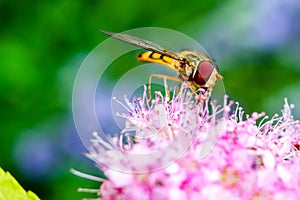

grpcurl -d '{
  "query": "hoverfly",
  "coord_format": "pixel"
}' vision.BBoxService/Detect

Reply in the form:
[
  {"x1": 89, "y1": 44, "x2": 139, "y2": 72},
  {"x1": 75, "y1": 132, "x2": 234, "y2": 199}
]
[{"x1": 101, "y1": 30, "x2": 223, "y2": 98}]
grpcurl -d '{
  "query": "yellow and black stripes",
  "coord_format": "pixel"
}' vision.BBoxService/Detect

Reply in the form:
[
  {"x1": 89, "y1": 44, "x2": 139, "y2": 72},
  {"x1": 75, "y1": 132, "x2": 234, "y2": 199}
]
[{"x1": 137, "y1": 51, "x2": 179, "y2": 70}]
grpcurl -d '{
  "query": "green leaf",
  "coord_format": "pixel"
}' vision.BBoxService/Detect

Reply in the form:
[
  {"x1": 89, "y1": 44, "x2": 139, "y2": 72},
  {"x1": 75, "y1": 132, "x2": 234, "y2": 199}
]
[{"x1": 0, "y1": 168, "x2": 40, "y2": 200}]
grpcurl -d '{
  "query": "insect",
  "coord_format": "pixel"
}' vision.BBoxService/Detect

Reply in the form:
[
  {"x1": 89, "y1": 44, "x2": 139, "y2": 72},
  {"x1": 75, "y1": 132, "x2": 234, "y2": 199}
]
[{"x1": 101, "y1": 30, "x2": 223, "y2": 98}]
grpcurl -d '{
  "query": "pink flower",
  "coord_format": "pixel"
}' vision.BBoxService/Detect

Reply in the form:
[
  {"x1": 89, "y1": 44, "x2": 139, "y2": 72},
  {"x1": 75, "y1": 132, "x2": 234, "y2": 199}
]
[{"x1": 74, "y1": 84, "x2": 300, "y2": 200}]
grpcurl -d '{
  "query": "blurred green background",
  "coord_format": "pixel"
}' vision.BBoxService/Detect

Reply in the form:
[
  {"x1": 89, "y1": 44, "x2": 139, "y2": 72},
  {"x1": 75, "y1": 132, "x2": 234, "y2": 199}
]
[{"x1": 1, "y1": 0, "x2": 299, "y2": 199}]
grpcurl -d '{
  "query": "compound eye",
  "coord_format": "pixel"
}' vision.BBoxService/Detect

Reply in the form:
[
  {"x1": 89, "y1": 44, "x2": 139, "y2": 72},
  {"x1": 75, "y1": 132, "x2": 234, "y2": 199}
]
[{"x1": 193, "y1": 61, "x2": 214, "y2": 86}]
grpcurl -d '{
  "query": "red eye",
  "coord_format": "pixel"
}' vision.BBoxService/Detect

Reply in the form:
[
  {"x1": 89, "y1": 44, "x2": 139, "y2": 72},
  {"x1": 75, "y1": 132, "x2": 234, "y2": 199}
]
[{"x1": 193, "y1": 61, "x2": 214, "y2": 86}]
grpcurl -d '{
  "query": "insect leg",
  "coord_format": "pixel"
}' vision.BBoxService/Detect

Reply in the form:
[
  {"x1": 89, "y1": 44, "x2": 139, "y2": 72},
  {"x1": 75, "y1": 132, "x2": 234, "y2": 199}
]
[
  {"x1": 187, "y1": 81, "x2": 212, "y2": 101},
  {"x1": 148, "y1": 74, "x2": 182, "y2": 102}
]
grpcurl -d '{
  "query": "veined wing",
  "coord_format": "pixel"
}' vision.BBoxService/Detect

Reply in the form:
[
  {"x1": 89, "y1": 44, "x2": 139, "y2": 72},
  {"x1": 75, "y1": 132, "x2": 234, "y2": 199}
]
[{"x1": 101, "y1": 30, "x2": 184, "y2": 61}]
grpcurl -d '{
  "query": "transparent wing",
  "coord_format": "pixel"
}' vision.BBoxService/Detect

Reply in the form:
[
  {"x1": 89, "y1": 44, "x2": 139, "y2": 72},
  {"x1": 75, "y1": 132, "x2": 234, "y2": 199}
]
[{"x1": 101, "y1": 30, "x2": 184, "y2": 61}]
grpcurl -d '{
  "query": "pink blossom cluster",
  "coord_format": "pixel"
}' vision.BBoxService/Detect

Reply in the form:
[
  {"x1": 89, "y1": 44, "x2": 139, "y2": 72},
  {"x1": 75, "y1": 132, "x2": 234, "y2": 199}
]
[{"x1": 76, "y1": 86, "x2": 300, "y2": 200}]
